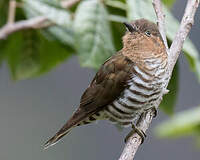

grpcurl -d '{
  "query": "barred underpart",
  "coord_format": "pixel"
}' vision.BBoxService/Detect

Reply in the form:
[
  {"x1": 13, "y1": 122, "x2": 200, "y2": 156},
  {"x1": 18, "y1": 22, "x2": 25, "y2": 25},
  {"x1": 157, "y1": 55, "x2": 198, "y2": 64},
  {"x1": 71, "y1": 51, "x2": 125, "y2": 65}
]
[{"x1": 104, "y1": 58, "x2": 168, "y2": 127}]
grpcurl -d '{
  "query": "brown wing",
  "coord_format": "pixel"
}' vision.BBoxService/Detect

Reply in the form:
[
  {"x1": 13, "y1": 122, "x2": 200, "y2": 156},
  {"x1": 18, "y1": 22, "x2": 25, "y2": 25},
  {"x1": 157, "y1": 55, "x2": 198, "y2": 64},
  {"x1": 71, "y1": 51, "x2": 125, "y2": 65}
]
[
  {"x1": 79, "y1": 53, "x2": 133, "y2": 114},
  {"x1": 44, "y1": 52, "x2": 134, "y2": 149}
]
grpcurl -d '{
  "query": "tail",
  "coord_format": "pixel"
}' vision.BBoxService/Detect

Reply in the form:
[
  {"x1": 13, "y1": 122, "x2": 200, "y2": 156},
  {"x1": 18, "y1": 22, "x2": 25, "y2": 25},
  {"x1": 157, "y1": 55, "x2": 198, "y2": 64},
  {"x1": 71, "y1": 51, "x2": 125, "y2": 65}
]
[
  {"x1": 43, "y1": 123, "x2": 73, "y2": 150},
  {"x1": 43, "y1": 108, "x2": 89, "y2": 150}
]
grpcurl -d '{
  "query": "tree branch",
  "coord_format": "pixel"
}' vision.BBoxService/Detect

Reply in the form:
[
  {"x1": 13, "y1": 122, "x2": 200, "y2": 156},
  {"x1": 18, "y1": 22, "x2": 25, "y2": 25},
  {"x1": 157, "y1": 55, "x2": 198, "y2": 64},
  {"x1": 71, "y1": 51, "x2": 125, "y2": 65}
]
[
  {"x1": 0, "y1": 0, "x2": 81, "y2": 40},
  {"x1": 118, "y1": 0, "x2": 199, "y2": 160},
  {"x1": 7, "y1": 0, "x2": 16, "y2": 24},
  {"x1": 0, "y1": 16, "x2": 48, "y2": 39},
  {"x1": 168, "y1": 0, "x2": 199, "y2": 74},
  {"x1": 152, "y1": 0, "x2": 169, "y2": 50},
  {"x1": 119, "y1": 111, "x2": 155, "y2": 160}
]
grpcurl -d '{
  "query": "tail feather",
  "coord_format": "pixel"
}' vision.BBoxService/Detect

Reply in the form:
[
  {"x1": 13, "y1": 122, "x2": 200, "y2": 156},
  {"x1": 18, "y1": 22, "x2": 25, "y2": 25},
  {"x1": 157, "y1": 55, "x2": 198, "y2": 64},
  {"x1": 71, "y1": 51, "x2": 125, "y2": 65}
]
[
  {"x1": 43, "y1": 108, "x2": 88, "y2": 150},
  {"x1": 43, "y1": 129, "x2": 71, "y2": 150},
  {"x1": 43, "y1": 116, "x2": 77, "y2": 150}
]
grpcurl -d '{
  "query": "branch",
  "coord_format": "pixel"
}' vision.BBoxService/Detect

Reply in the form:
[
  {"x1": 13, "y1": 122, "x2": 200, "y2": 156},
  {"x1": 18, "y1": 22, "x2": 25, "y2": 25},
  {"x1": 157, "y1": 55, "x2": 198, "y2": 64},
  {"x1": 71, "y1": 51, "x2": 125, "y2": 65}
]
[
  {"x1": 7, "y1": 0, "x2": 16, "y2": 24},
  {"x1": 0, "y1": 0, "x2": 80, "y2": 40},
  {"x1": 119, "y1": 110, "x2": 155, "y2": 160},
  {"x1": 118, "y1": 0, "x2": 199, "y2": 160},
  {"x1": 152, "y1": 0, "x2": 169, "y2": 50},
  {"x1": 168, "y1": 0, "x2": 199, "y2": 74},
  {"x1": 0, "y1": 16, "x2": 48, "y2": 39}
]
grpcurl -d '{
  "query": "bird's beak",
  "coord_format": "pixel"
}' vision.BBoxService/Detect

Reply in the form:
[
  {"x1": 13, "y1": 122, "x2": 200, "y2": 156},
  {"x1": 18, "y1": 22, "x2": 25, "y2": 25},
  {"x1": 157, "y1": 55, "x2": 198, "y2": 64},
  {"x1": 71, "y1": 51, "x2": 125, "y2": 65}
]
[{"x1": 123, "y1": 22, "x2": 137, "y2": 33}]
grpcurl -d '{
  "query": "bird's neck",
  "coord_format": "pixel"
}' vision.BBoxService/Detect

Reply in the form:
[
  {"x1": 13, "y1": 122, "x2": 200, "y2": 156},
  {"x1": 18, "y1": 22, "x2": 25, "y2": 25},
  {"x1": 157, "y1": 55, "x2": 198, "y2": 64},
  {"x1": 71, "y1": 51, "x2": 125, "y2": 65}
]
[{"x1": 121, "y1": 35, "x2": 167, "y2": 65}]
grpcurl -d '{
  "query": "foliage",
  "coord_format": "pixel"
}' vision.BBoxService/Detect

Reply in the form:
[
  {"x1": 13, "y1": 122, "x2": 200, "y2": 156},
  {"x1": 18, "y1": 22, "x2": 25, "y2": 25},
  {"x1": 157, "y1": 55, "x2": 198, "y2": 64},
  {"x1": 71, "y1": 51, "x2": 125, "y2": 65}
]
[
  {"x1": 0, "y1": 0, "x2": 9, "y2": 27},
  {"x1": 162, "y1": 0, "x2": 176, "y2": 8},
  {"x1": 0, "y1": 0, "x2": 200, "y2": 144},
  {"x1": 4, "y1": 29, "x2": 72, "y2": 80},
  {"x1": 155, "y1": 107, "x2": 200, "y2": 139},
  {"x1": 74, "y1": 0, "x2": 115, "y2": 69}
]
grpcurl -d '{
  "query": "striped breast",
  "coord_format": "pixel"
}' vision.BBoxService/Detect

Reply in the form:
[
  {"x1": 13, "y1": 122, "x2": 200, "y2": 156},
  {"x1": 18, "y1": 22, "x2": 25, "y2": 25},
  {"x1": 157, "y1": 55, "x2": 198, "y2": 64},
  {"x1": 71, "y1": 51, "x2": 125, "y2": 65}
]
[{"x1": 104, "y1": 57, "x2": 168, "y2": 127}]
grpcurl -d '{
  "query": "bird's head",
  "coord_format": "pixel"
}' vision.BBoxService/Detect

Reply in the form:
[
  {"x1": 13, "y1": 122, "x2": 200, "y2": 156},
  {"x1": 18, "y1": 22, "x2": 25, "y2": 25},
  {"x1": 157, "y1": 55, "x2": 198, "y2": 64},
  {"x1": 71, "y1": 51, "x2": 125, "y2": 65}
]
[{"x1": 122, "y1": 18, "x2": 163, "y2": 50}]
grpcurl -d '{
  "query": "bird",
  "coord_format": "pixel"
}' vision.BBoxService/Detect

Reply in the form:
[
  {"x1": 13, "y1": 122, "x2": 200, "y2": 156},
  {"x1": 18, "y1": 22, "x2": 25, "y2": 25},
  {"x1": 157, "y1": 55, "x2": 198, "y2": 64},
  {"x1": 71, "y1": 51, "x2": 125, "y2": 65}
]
[{"x1": 44, "y1": 18, "x2": 168, "y2": 149}]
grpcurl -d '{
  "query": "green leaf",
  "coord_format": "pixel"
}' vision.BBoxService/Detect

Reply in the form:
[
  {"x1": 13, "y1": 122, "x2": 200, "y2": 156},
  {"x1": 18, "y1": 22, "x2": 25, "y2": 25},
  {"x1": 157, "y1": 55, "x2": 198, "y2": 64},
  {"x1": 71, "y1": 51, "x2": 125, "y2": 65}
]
[
  {"x1": 106, "y1": 0, "x2": 126, "y2": 18},
  {"x1": 108, "y1": 15, "x2": 127, "y2": 51},
  {"x1": 0, "y1": 1, "x2": 25, "y2": 65},
  {"x1": 155, "y1": 106, "x2": 200, "y2": 138},
  {"x1": 127, "y1": 0, "x2": 200, "y2": 82},
  {"x1": 0, "y1": 39, "x2": 7, "y2": 65},
  {"x1": 0, "y1": 0, "x2": 8, "y2": 27},
  {"x1": 110, "y1": 22, "x2": 126, "y2": 51},
  {"x1": 23, "y1": 0, "x2": 72, "y2": 27},
  {"x1": 160, "y1": 63, "x2": 179, "y2": 115},
  {"x1": 105, "y1": 0, "x2": 127, "y2": 10},
  {"x1": 45, "y1": 26, "x2": 75, "y2": 46},
  {"x1": 5, "y1": 30, "x2": 40, "y2": 80},
  {"x1": 108, "y1": 15, "x2": 127, "y2": 23},
  {"x1": 4, "y1": 30, "x2": 72, "y2": 80},
  {"x1": 37, "y1": 0, "x2": 62, "y2": 8},
  {"x1": 23, "y1": 0, "x2": 75, "y2": 47},
  {"x1": 162, "y1": 0, "x2": 176, "y2": 8},
  {"x1": 37, "y1": 31, "x2": 73, "y2": 74},
  {"x1": 74, "y1": 0, "x2": 115, "y2": 69}
]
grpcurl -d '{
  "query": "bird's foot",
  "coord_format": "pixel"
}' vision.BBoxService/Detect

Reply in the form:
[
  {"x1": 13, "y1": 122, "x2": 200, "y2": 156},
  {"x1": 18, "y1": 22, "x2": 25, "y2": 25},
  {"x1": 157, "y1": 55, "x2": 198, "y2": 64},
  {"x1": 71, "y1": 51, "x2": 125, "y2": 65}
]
[{"x1": 124, "y1": 124, "x2": 146, "y2": 144}]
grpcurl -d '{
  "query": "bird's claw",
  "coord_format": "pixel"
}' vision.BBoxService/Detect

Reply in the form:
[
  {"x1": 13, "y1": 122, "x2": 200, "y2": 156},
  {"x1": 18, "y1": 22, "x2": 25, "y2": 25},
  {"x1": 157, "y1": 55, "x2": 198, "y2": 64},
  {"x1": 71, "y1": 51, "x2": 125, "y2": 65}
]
[{"x1": 124, "y1": 124, "x2": 146, "y2": 144}]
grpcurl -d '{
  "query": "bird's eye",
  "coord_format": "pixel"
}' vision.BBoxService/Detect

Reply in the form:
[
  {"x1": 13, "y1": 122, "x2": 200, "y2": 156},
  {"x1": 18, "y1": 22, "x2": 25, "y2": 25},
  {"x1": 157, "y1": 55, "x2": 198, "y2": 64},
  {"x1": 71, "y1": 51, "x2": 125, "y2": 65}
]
[{"x1": 145, "y1": 30, "x2": 151, "y2": 37}]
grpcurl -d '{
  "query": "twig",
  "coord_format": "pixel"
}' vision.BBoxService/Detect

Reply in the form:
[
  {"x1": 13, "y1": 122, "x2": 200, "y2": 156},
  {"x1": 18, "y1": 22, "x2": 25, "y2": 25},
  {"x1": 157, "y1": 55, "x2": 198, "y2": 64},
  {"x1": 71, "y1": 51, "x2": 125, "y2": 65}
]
[
  {"x1": 0, "y1": 0, "x2": 80, "y2": 40},
  {"x1": 7, "y1": 0, "x2": 16, "y2": 24},
  {"x1": 0, "y1": 16, "x2": 48, "y2": 39},
  {"x1": 118, "y1": 0, "x2": 199, "y2": 160},
  {"x1": 152, "y1": 0, "x2": 169, "y2": 50},
  {"x1": 168, "y1": 0, "x2": 199, "y2": 74}
]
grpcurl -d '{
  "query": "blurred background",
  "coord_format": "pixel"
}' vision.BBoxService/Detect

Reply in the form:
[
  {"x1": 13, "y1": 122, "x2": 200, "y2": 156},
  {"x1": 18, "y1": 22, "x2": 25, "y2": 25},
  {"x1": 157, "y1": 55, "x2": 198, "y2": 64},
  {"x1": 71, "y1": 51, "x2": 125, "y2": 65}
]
[{"x1": 0, "y1": 0, "x2": 200, "y2": 160}]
